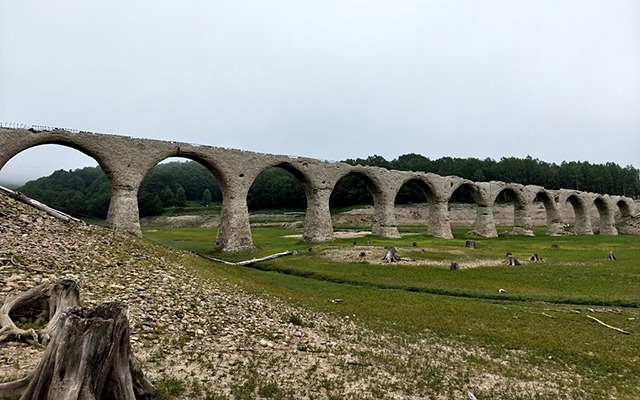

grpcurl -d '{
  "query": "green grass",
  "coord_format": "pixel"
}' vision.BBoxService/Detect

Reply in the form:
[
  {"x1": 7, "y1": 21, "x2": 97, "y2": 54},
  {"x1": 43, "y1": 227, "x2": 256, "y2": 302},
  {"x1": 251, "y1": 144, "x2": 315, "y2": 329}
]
[{"x1": 143, "y1": 225, "x2": 640, "y2": 398}]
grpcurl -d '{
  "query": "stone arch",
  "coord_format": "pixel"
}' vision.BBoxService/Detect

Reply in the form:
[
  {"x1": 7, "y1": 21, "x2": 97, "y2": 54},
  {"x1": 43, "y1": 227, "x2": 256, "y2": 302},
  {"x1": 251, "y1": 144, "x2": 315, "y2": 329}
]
[
  {"x1": 393, "y1": 175, "x2": 452, "y2": 238},
  {"x1": 491, "y1": 185, "x2": 534, "y2": 236},
  {"x1": 0, "y1": 136, "x2": 116, "y2": 189},
  {"x1": 593, "y1": 196, "x2": 618, "y2": 235},
  {"x1": 528, "y1": 189, "x2": 564, "y2": 235},
  {"x1": 137, "y1": 156, "x2": 224, "y2": 211},
  {"x1": 394, "y1": 177, "x2": 434, "y2": 225},
  {"x1": 139, "y1": 149, "x2": 253, "y2": 250},
  {"x1": 329, "y1": 167, "x2": 397, "y2": 237},
  {"x1": 247, "y1": 160, "x2": 310, "y2": 224},
  {"x1": 446, "y1": 180, "x2": 496, "y2": 237},
  {"x1": 0, "y1": 137, "x2": 135, "y2": 232},
  {"x1": 0, "y1": 143, "x2": 113, "y2": 219},
  {"x1": 447, "y1": 181, "x2": 484, "y2": 204},
  {"x1": 394, "y1": 177, "x2": 436, "y2": 204},
  {"x1": 564, "y1": 193, "x2": 593, "y2": 235},
  {"x1": 616, "y1": 198, "x2": 635, "y2": 218}
]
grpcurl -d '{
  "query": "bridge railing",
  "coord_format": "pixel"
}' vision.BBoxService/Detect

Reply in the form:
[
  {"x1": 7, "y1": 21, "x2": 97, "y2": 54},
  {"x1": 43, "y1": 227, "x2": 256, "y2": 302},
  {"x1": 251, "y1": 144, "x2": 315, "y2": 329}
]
[{"x1": 0, "y1": 122, "x2": 80, "y2": 133}]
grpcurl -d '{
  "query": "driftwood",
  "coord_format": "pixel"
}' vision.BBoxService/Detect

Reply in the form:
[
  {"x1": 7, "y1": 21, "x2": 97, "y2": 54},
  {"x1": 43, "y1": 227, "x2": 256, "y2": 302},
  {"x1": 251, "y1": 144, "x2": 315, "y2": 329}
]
[
  {"x1": 0, "y1": 185, "x2": 83, "y2": 224},
  {"x1": 382, "y1": 247, "x2": 401, "y2": 263},
  {"x1": 586, "y1": 315, "x2": 629, "y2": 335},
  {"x1": 0, "y1": 281, "x2": 156, "y2": 399},
  {"x1": 464, "y1": 240, "x2": 476, "y2": 249},
  {"x1": 202, "y1": 250, "x2": 296, "y2": 266},
  {"x1": 0, "y1": 279, "x2": 80, "y2": 344},
  {"x1": 238, "y1": 250, "x2": 297, "y2": 265}
]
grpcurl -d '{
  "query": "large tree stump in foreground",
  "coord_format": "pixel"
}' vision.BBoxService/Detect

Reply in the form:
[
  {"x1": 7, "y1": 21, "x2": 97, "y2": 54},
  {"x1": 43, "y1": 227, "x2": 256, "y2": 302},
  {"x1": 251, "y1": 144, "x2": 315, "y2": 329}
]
[{"x1": 0, "y1": 282, "x2": 156, "y2": 399}]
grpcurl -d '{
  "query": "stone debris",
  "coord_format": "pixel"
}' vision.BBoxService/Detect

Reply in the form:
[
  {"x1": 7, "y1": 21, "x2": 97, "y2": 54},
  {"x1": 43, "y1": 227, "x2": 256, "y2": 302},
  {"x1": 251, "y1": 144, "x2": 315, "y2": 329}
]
[{"x1": 0, "y1": 193, "x2": 575, "y2": 399}]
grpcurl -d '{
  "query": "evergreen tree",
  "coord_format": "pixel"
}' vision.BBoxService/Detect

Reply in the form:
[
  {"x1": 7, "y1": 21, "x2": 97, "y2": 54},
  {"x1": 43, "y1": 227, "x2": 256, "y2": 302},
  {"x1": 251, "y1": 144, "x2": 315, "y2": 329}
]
[
  {"x1": 159, "y1": 185, "x2": 175, "y2": 207},
  {"x1": 202, "y1": 188, "x2": 213, "y2": 206},
  {"x1": 175, "y1": 185, "x2": 187, "y2": 207}
]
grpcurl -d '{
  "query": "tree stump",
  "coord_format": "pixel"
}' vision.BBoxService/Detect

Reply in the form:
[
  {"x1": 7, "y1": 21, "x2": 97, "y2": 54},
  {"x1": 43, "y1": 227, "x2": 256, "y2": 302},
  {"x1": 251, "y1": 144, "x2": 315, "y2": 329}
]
[
  {"x1": 450, "y1": 262, "x2": 460, "y2": 271},
  {"x1": 464, "y1": 240, "x2": 476, "y2": 249},
  {"x1": 382, "y1": 247, "x2": 401, "y2": 263},
  {"x1": 607, "y1": 251, "x2": 617, "y2": 261},
  {"x1": 0, "y1": 281, "x2": 156, "y2": 400},
  {"x1": 528, "y1": 253, "x2": 542, "y2": 262},
  {"x1": 504, "y1": 254, "x2": 521, "y2": 266},
  {"x1": 0, "y1": 279, "x2": 80, "y2": 344},
  {"x1": 0, "y1": 302, "x2": 156, "y2": 400}
]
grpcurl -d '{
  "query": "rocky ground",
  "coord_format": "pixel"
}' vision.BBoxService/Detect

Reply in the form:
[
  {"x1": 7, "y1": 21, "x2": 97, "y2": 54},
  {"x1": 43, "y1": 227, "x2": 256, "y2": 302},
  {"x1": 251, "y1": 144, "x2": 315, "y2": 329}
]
[{"x1": 0, "y1": 192, "x2": 614, "y2": 399}]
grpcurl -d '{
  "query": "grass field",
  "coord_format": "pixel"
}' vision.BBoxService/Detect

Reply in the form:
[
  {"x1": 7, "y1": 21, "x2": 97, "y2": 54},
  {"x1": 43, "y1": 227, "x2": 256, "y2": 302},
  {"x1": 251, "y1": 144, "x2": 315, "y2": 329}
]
[{"x1": 144, "y1": 225, "x2": 640, "y2": 398}]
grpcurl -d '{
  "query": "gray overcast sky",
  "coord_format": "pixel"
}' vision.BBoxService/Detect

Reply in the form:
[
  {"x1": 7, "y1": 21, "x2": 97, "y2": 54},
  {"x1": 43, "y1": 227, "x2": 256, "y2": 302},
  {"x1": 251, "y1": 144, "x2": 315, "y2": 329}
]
[{"x1": 1, "y1": 0, "x2": 639, "y2": 186}]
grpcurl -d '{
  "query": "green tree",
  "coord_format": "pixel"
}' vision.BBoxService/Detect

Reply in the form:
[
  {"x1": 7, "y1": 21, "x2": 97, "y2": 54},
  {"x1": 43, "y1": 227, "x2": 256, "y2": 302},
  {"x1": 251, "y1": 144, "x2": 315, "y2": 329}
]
[
  {"x1": 175, "y1": 185, "x2": 187, "y2": 207},
  {"x1": 159, "y1": 185, "x2": 175, "y2": 207},
  {"x1": 139, "y1": 193, "x2": 163, "y2": 217},
  {"x1": 202, "y1": 188, "x2": 213, "y2": 205}
]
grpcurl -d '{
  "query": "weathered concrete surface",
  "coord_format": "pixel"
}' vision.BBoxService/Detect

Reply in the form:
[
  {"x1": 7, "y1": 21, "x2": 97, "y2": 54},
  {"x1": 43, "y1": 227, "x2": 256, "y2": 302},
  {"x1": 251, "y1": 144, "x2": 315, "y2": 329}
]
[{"x1": 1, "y1": 127, "x2": 637, "y2": 251}]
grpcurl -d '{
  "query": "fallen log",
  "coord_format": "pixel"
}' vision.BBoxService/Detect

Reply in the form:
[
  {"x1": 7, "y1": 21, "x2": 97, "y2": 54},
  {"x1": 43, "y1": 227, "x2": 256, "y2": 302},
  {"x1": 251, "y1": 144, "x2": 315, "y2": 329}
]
[
  {"x1": 586, "y1": 315, "x2": 629, "y2": 335},
  {"x1": 200, "y1": 250, "x2": 297, "y2": 266},
  {"x1": 0, "y1": 185, "x2": 84, "y2": 224},
  {"x1": 237, "y1": 250, "x2": 297, "y2": 266}
]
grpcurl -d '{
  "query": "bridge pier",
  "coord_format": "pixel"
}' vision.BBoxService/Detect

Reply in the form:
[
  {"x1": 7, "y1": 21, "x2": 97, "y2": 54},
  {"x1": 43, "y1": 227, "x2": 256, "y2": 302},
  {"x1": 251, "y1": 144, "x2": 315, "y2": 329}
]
[
  {"x1": 545, "y1": 201, "x2": 565, "y2": 236},
  {"x1": 565, "y1": 194, "x2": 594, "y2": 235},
  {"x1": 105, "y1": 186, "x2": 142, "y2": 236},
  {"x1": 473, "y1": 204, "x2": 498, "y2": 237},
  {"x1": 427, "y1": 200, "x2": 453, "y2": 239},
  {"x1": 216, "y1": 185, "x2": 254, "y2": 252},
  {"x1": 303, "y1": 188, "x2": 333, "y2": 242},
  {"x1": 595, "y1": 198, "x2": 618, "y2": 236},
  {"x1": 372, "y1": 195, "x2": 400, "y2": 238},
  {"x1": 512, "y1": 203, "x2": 534, "y2": 236}
]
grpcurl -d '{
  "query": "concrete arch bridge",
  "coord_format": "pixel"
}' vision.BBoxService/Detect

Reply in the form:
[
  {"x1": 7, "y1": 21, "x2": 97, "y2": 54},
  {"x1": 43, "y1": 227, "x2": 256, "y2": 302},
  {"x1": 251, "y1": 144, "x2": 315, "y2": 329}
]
[{"x1": 1, "y1": 127, "x2": 637, "y2": 252}]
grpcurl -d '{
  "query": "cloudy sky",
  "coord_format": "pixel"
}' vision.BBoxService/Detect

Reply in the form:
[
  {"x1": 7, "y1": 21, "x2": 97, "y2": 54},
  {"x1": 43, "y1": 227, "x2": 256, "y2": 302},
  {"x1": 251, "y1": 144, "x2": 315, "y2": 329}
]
[{"x1": 1, "y1": 0, "x2": 639, "y2": 186}]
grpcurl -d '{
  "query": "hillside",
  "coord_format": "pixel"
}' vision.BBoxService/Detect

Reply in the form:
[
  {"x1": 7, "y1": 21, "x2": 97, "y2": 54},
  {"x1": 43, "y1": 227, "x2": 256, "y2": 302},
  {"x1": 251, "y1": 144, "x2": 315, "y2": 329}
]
[{"x1": 0, "y1": 192, "x2": 628, "y2": 399}]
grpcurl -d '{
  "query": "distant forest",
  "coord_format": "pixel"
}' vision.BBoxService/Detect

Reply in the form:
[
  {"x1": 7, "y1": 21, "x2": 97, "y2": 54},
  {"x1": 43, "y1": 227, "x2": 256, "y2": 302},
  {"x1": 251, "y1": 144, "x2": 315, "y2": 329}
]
[{"x1": 17, "y1": 155, "x2": 640, "y2": 219}]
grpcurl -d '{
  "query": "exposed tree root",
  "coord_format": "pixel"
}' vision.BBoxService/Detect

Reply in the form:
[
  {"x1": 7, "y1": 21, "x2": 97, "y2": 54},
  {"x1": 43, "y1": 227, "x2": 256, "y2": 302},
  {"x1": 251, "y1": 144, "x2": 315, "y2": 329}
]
[{"x1": 0, "y1": 279, "x2": 80, "y2": 344}]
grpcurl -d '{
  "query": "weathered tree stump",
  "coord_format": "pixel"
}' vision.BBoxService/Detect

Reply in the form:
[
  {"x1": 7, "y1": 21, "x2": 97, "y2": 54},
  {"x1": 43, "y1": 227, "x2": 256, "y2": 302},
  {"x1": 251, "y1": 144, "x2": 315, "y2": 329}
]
[
  {"x1": 528, "y1": 253, "x2": 542, "y2": 262},
  {"x1": 504, "y1": 254, "x2": 521, "y2": 266},
  {"x1": 464, "y1": 240, "x2": 476, "y2": 249},
  {"x1": 450, "y1": 262, "x2": 460, "y2": 271},
  {"x1": 0, "y1": 279, "x2": 80, "y2": 344},
  {"x1": 607, "y1": 251, "x2": 617, "y2": 261},
  {"x1": 382, "y1": 247, "x2": 401, "y2": 263},
  {"x1": 0, "y1": 281, "x2": 156, "y2": 400}
]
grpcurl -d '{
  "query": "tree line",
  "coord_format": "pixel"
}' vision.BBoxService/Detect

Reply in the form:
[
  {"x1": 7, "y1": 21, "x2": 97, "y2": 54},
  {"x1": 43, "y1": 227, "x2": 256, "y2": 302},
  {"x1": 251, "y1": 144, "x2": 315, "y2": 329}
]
[{"x1": 17, "y1": 156, "x2": 639, "y2": 219}]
